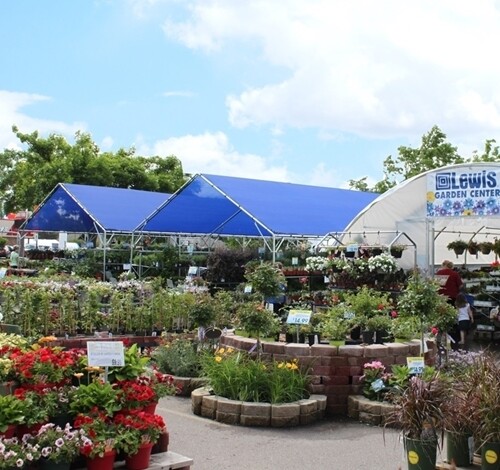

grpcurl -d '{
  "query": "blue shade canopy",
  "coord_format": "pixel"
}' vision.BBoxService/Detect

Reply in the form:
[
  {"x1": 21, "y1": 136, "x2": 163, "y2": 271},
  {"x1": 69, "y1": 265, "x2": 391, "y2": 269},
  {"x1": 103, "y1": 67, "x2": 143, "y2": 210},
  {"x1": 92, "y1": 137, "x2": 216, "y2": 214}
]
[
  {"x1": 140, "y1": 174, "x2": 379, "y2": 237},
  {"x1": 24, "y1": 183, "x2": 171, "y2": 233}
]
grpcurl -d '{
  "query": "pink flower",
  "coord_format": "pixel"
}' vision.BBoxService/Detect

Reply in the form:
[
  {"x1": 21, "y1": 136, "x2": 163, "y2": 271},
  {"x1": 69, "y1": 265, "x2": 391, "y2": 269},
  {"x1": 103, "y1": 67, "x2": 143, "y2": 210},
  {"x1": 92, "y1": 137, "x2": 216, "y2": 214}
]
[
  {"x1": 391, "y1": 310, "x2": 398, "y2": 318},
  {"x1": 431, "y1": 327, "x2": 439, "y2": 336}
]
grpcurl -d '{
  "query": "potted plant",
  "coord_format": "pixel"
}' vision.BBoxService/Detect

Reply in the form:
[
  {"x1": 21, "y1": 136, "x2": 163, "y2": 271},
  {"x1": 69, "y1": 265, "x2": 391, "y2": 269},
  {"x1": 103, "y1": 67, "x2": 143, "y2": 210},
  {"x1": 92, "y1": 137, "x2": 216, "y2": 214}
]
[
  {"x1": 114, "y1": 410, "x2": 166, "y2": 470},
  {"x1": 465, "y1": 353, "x2": 500, "y2": 469},
  {"x1": 386, "y1": 371, "x2": 447, "y2": 470},
  {"x1": 468, "y1": 240, "x2": 480, "y2": 256},
  {"x1": 74, "y1": 410, "x2": 118, "y2": 470},
  {"x1": 390, "y1": 244, "x2": 406, "y2": 258},
  {"x1": 447, "y1": 240, "x2": 469, "y2": 256},
  {"x1": 0, "y1": 435, "x2": 41, "y2": 470},
  {"x1": 479, "y1": 241, "x2": 494, "y2": 255},
  {"x1": 0, "y1": 394, "x2": 25, "y2": 438},
  {"x1": 69, "y1": 380, "x2": 122, "y2": 417},
  {"x1": 34, "y1": 422, "x2": 87, "y2": 470},
  {"x1": 365, "y1": 314, "x2": 393, "y2": 344}
]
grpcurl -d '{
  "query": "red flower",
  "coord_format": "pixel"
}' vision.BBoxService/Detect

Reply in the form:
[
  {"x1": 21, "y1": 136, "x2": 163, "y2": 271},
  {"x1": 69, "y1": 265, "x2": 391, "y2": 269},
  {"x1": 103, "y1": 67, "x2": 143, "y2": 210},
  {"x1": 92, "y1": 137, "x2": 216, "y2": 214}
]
[{"x1": 390, "y1": 310, "x2": 398, "y2": 318}]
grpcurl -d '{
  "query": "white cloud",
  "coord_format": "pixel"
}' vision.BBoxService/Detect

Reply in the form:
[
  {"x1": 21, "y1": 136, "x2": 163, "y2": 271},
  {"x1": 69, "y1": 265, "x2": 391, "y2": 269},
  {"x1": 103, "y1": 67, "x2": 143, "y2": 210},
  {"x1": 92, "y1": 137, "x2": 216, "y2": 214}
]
[
  {"x1": 0, "y1": 90, "x2": 85, "y2": 150},
  {"x1": 159, "y1": 0, "x2": 500, "y2": 144},
  {"x1": 100, "y1": 136, "x2": 114, "y2": 150},
  {"x1": 142, "y1": 131, "x2": 291, "y2": 182},
  {"x1": 162, "y1": 90, "x2": 195, "y2": 98}
]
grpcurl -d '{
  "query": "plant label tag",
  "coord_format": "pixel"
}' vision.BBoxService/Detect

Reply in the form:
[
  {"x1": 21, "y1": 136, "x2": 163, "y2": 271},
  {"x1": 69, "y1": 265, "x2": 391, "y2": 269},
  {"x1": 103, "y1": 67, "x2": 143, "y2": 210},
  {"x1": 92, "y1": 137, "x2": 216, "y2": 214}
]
[
  {"x1": 87, "y1": 341, "x2": 125, "y2": 367},
  {"x1": 244, "y1": 285, "x2": 252, "y2": 293},
  {"x1": 343, "y1": 311, "x2": 355, "y2": 320},
  {"x1": 407, "y1": 356, "x2": 425, "y2": 375},
  {"x1": 371, "y1": 378, "x2": 385, "y2": 392},
  {"x1": 286, "y1": 310, "x2": 312, "y2": 325}
]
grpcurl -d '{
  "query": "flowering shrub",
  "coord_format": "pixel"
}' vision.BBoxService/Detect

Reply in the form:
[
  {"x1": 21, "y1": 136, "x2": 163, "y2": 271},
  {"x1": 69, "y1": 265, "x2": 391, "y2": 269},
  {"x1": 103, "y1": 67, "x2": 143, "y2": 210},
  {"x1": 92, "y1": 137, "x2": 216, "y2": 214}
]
[
  {"x1": 367, "y1": 253, "x2": 397, "y2": 274},
  {"x1": 34, "y1": 422, "x2": 86, "y2": 463}
]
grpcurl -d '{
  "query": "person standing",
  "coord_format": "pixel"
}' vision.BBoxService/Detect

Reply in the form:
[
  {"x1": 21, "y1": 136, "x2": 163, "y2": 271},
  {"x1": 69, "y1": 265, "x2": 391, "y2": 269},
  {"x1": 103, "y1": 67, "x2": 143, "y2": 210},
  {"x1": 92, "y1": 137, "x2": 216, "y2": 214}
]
[
  {"x1": 455, "y1": 292, "x2": 474, "y2": 346},
  {"x1": 436, "y1": 260, "x2": 463, "y2": 304},
  {"x1": 9, "y1": 245, "x2": 19, "y2": 269}
]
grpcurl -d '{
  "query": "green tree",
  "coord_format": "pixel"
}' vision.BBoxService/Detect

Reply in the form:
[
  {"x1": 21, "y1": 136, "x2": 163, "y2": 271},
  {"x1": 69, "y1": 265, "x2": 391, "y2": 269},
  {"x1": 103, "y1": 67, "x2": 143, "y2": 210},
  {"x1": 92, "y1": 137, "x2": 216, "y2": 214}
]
[
  {"x1": 349, "y1": 126, "x2": 464, "y2": 193},
  {"x1": 0, "y1": 126, "x2": 187, "y2": 212}
]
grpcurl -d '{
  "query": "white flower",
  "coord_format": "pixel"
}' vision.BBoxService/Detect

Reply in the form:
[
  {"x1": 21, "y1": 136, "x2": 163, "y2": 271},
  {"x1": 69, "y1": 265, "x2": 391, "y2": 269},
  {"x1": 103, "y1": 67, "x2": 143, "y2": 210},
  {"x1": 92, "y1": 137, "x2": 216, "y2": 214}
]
[
  {"x1": 305, "y1": 256, "x2": 329, "y2": 271},
  {"x1": 367, "y1": 254, "x2": 397, "y2": 274}
]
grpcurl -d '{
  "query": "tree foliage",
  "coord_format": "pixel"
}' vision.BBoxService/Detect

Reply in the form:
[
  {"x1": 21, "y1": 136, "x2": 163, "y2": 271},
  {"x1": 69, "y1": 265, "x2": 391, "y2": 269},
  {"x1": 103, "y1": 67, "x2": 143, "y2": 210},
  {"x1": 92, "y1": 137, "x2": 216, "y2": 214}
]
[
  {"x1": 0, "y1": 126, "x2": 187, "y2": 213},
  {"x1": 349, "y1": 125, "x2": 500, "y2": 193}
]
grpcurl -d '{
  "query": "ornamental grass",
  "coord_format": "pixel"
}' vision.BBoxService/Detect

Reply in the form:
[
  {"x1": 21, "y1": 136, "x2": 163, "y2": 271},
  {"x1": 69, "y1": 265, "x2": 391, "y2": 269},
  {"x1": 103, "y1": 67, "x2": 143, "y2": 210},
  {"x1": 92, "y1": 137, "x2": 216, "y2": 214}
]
[{"x1": 200, "y1": 347, "x2": 310, "y2": 404}]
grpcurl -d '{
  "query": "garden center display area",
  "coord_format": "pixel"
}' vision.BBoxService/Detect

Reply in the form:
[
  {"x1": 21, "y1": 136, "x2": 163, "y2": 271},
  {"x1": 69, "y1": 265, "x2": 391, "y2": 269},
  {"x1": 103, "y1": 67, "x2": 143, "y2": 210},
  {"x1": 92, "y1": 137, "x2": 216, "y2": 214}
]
[{"x1": 1, "y1": 163, "x2": 500, "y2": 470}]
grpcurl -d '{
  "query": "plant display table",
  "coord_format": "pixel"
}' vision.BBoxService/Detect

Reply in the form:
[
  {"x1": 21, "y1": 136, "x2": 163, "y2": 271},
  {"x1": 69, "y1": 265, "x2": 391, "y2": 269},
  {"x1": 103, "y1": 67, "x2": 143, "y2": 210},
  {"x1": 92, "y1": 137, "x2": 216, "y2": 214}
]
[{"x1": 72, "y1": 452, "x2": 193, "y2": 469}]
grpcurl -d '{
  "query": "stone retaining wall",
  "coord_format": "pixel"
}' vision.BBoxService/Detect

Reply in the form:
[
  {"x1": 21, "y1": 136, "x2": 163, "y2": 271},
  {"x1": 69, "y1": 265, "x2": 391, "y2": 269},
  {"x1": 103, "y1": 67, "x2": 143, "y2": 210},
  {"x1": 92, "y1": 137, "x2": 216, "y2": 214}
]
[
  {"x1": 347, "y1": 395, "x2": 397, "y2": 427},
  {"x1": 191, "y1": 387, "x2": 327, "y2": 427},
  {"x1": 219, "y1": 334, "x2": 436, "y2": 417}
]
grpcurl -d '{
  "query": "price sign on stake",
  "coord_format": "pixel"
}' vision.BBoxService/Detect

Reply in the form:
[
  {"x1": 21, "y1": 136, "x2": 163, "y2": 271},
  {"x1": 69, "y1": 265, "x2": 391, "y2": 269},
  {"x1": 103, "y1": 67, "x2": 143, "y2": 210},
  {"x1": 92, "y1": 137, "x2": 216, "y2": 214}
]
[
  {"x1": 286, "y1": 310, "x2": 312, "y2": 325},
  {"x1": 407, "y1": 356, "x2": 425, "y2": 375},
  {"x1": 87, "y1": 341, "x2": 125, "y2": 367}
]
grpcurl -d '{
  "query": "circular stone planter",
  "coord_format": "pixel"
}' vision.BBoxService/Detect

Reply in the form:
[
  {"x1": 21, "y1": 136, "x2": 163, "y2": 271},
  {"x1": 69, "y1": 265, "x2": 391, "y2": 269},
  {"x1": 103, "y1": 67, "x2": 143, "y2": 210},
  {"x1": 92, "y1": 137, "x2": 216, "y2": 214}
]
[
  {"x1": 347, "y1": 395, "x2": 397, "y2": 427},
  {"x1": 191, "y1": 387, "x2": 327, "y2": 427}
]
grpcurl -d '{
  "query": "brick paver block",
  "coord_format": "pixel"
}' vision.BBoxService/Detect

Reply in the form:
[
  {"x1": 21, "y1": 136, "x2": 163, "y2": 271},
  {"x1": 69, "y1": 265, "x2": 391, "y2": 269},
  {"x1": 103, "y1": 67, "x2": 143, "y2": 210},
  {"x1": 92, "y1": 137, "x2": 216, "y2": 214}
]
[
  {"x1": 216, "y1": 410, "x2": 240, "y2": 425},
  {"x1": 241, "y1": 402, "x2": 271, "y2": 418},
  {"x1": 271, "y1": 415, "x2": 300, "y2": 427},
  {"x1": 271, "y1": 402, "x2": 300, "y2": 418},
  {"x1": 216, "y1": 398, "x2": 242, "y2": 414},
  {"x1": 338, "y1": 345, "x2": 364, "y2": 357},
  {"x1": 298, "y1": 399, "x2": 317, "y2": 415},
  {"x1": 387, "y1": 342, "x2": 410, "y2": 355},
  {"x1": 358, "y1": 399, "x2": 382, "y2": 415},
  {"x1": 262, "y1": 342, "x2": 286, "y2": 355},
  {"x1": 310, "y1": 344, "x2": 338, "y2": 356},
  {"x1": 309, "y1": 384, "x2": 325, "y2": 394},
  {"x1": 191, "y1": 387, "x2": 211, "y2": 415},
  {"x1": 201, "y1": 395, "x2": 218, "y2": 410},
  {"x1": 309, "y1": 394, "x2": 327, "y2": 411},
  {"x1": 359, "y1": 411, "x2": 381, "y2": 426},
  {"x1": 240, "y1": 414, "x2": 271, "y2": 426},
  {"x1": 284, "y1": 344, "x2": 312, "y2": 356},
  {"x1": 363, "y1": 344, "x2": 389, "y2": 357}
]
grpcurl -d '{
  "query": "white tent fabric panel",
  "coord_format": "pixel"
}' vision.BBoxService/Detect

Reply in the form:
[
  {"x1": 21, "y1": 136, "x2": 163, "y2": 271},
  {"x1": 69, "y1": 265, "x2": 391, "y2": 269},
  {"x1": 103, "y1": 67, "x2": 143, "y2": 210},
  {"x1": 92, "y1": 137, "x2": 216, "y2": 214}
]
[{"x1": 344, "y1": 162, "x2": 500, "y2": 271}]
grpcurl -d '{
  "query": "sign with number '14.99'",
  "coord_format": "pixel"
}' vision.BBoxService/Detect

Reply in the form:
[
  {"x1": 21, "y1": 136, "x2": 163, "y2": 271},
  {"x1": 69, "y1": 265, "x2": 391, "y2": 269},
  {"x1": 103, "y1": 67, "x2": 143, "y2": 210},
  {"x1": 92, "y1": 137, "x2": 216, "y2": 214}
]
[
  {"x1": 286, "y1": 310, "x2": 312, "y2": 325},
  {"x1": 87, "y1": 341, "x2": 125, "y2": 367}
]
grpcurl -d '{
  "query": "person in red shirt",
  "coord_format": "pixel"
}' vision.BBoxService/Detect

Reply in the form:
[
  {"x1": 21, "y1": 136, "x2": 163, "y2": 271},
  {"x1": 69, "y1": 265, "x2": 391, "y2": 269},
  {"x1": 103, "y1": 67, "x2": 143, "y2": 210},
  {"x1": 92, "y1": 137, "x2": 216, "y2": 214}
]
[{"x1": 436, "y1": 260, "x2": 463, "y2": 304}]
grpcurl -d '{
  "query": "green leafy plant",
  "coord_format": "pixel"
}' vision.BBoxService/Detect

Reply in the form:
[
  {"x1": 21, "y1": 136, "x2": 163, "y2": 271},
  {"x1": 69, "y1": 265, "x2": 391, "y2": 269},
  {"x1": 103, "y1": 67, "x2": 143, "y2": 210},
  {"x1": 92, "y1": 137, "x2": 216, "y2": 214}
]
[
  {"x1": 244, "y1": 262, "x2": 286, "y2": 300},
  {"x1": 107, "y1": 344, "x2": 150, "y2": 382},
  {"x1": 0, "y1": 394, "x2": 25, "y2": 432},
  {"x1": 235, "y1": 301, "x2": 280, "y2": 342},
  {"x1": 200, "y1": 347, "x2": 310, "y2": 404},
  {"x1": 69, "y1": 380, "x2": 121, "y2": 417},
  {"x1": 152, "y1": 339, "x2": 202, "y2": 377}
]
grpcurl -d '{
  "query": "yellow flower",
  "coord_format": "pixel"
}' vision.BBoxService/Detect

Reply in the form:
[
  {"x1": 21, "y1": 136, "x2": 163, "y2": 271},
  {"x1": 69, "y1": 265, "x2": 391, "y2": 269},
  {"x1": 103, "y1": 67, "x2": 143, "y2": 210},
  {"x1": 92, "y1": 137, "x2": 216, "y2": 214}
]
[
  {"x1": 277, "y1": 362, "x2": 284, "y2": 369},
  {"x1": 286, "y1": 363, "x2": 292, "y2": 369},
  {"x1": 426, "y1": 191, "x2": 435, "y2": 202},
  {"x1": 289, "y1": 363, "x2": 298, "y2": 370},
  {"x1": 226, "y1": 347, "x2": 234, "y2": 353},
  {"x1": 215, "y1": 356, "x2": 222, "y2": 363},
  {"x1": 462, "y1": 209, "x2": 473, "y2": 216},
  {"x1": 218, "y1": 348, "x2": 225, "y2": 354},
  {"x1": 73, "y1": 373, "x2": 84, "y2": 379}
]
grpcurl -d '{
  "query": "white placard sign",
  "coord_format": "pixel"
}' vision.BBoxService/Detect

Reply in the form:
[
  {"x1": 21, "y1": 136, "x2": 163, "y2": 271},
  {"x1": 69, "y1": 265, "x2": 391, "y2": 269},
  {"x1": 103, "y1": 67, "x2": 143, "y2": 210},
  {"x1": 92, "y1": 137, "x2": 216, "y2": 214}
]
[
  {"x1": 87, "y1": 341, "x2": 125, "y2": 367},
  {"x1": 407, "y1": 356, "x2": 425, "y2": 375},
  {"x1": 286, "y1": 310, "x2": 312, "y2": 325}
]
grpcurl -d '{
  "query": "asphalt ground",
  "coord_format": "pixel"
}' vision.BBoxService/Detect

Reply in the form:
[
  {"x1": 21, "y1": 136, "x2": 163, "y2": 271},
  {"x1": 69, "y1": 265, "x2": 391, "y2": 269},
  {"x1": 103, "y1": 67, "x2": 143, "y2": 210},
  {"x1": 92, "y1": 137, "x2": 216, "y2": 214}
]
[{"x1": 157, "y1": 395, "x2": 409, "y2": 470}]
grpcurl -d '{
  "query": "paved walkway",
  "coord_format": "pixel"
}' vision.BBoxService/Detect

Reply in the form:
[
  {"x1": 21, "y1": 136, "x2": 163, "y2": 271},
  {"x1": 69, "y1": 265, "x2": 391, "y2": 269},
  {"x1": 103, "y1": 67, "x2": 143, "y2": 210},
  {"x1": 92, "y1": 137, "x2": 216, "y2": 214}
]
[{"x1": 158, "y1": 395, "x2": 408, "y2": 470}]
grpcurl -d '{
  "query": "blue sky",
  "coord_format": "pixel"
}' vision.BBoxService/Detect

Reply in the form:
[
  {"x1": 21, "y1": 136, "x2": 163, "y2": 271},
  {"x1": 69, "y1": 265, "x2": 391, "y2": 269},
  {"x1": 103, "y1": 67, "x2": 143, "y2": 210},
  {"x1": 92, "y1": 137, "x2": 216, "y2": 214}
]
[{"x1": 2, "y1": 1, "x2": 500, "y2": 188}]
